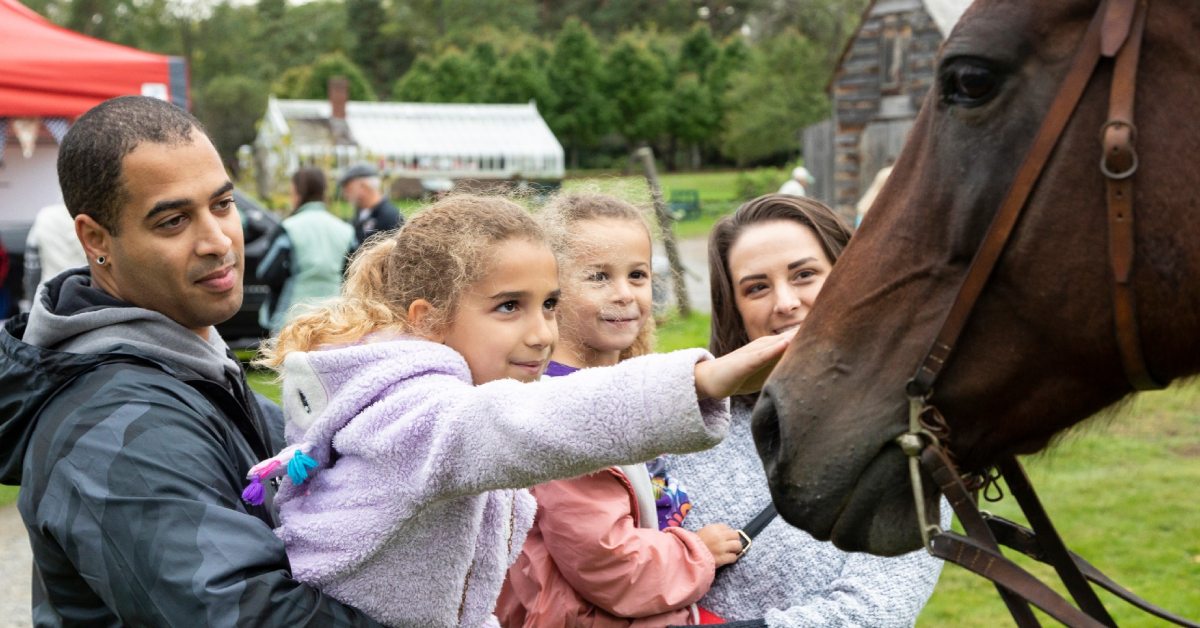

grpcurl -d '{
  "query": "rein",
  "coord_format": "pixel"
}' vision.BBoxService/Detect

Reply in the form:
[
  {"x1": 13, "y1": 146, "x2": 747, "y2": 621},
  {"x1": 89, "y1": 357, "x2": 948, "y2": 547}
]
[{"x1": 895, "y1": 0, "x2": 1197, "y2": 625}]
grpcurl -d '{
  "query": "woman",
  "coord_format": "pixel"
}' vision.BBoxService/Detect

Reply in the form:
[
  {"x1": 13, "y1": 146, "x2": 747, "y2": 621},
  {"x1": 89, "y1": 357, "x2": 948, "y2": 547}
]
[
  {"x1": 257, "y1": 167, "x2": 357, "y2": 335},
  {"x1": 665, "y1": 194, "x2": 947, "y2": 627}
]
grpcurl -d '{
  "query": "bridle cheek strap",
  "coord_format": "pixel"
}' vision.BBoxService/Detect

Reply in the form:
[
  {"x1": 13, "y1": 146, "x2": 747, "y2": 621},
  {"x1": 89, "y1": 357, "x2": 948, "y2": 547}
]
[
  {"x1": 1103, "y1": 0, "x2": 1161, "y2": 390},
  {"x1": 907, "y1": 0, "x2": 1161, "y2": 401}
]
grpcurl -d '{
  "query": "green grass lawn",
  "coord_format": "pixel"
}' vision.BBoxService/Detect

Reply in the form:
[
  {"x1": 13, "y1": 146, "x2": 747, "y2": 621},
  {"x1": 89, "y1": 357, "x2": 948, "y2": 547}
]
[{"x1": 918, "y1": 383, "x2": 1200, "y2": 626}]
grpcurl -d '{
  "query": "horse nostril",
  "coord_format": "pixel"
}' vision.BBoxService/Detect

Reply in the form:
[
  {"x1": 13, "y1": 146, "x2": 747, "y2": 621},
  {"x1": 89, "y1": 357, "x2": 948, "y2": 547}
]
[{"x1": 751, "y1": 387, "x2": 782, "y2": 466}]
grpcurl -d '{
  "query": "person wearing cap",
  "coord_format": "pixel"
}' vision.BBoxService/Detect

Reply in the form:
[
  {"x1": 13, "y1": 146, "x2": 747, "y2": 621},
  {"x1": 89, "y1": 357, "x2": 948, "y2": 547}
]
[
  {"x1": 339, "y1": 163, "x2": 403, "y2": 247},
  {"x1": 778, "y1": 166, "x2": 814, "y2": 197}
]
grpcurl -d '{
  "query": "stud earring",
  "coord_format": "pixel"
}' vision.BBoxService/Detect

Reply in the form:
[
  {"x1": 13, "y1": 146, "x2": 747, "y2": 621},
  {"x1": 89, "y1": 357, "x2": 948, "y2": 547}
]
[{"x1": 96, "y1": 255, "x2": 106, "y2": 266}]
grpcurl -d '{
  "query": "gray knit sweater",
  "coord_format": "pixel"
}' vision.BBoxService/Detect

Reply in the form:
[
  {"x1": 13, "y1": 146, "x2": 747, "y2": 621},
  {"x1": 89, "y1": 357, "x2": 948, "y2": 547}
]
[{"x1": 664, "y1": 401, "x2": 946, "y2": 627}]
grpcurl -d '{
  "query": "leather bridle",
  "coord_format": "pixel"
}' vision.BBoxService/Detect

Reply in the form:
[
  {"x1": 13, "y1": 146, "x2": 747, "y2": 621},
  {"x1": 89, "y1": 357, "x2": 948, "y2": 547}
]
[{"x1": 895, "y1": 0, "x2": 1197, "y2": 626}]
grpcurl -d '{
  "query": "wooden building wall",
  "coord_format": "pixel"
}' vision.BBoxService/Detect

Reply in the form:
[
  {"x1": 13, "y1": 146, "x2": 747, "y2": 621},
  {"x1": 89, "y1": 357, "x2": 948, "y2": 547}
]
[{"x1": 830, "y1": 0, "x2": 945, "y2": 223}]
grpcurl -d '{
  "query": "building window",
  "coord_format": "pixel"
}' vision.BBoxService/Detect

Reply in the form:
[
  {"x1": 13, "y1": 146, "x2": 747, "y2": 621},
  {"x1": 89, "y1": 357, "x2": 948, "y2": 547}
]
[{"x1": 880, "y1": 25, "x2": 910, "y2": 93}]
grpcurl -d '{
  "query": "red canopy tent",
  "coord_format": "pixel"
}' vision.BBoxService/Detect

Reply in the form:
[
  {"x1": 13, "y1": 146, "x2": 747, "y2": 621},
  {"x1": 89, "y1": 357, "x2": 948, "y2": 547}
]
[{"x1": 0, "y1": 0, "x2": 188, "y2": 118}]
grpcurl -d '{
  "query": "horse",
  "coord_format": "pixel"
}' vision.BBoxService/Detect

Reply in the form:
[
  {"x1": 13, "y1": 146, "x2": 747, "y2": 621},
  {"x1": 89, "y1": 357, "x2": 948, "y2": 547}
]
[{"x1": 751, "y1": 0, "x2": 1200, "y2": 566}]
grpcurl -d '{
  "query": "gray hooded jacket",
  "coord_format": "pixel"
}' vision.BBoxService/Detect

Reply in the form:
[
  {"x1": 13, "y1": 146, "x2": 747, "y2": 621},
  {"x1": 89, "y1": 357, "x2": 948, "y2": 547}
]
[{"x1": 0, "y1": 269, "x2": 381, "y2": 627}]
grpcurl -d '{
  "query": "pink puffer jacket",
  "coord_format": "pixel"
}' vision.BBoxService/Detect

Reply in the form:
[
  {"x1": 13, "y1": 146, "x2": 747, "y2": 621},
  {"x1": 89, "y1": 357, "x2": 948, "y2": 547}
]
[{"x1": 496, "y1": 467, "x2": 714, "y2": 627}]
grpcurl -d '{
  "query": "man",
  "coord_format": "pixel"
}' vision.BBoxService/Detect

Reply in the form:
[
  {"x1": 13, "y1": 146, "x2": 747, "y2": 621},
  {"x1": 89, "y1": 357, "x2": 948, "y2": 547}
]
[
  {"x1": 338, "y1": 163, "x2": 403, "y2": 246},
  {"x1": 0, "y1": 96, "x2": 381, "y2": 626},
  {"x1": 22, "y1": 202, "x2": 87, "y2": 311},
  {"x1": 778, "y1": 166, "x2": 814, "y2": 197}
]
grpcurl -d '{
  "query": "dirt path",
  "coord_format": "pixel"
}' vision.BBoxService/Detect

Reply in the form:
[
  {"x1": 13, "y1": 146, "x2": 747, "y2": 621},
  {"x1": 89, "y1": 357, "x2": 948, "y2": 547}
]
[
  {"x1": 654, "y1": 236, "x2": 711, "y2": 315},
  {"x1": 0, "y1": 505, "x2": 32, "y2": 628}
]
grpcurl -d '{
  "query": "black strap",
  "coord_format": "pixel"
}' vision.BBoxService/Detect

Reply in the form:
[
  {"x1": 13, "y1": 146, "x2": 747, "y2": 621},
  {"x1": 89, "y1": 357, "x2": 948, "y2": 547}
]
[
  {"x1": 742, "y1": 503, "x2": 777, "y2": 540},
  {"x1": 716, "y1": 503, "x2": 777, "y2": 577}
]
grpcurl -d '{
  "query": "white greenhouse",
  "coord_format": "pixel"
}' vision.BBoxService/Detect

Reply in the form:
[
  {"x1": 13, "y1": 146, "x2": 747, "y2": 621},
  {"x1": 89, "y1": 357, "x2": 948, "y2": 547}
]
[{"x1": 253, "y1": 93, "x2": 565, "y2": 196}]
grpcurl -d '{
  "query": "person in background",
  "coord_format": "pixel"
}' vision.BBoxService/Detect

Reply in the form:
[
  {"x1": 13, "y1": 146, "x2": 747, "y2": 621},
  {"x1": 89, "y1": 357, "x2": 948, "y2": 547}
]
[
  {"x1": 0, "y1": 95, "x2": 382, "y2": 626},
  {"x1": 0, "y1": 236, "x2": 9, "y2": 318},
  {"x1": 664, "y1": 193, "x2": 948, "y2": 627},
  {"x1": 338, "y1": 163, "x2": 403, "y2": 247},
  {"x1": 777, "y1": 166, "x2": 814, "y2": 198},
  {"x1": 257, "y1": 167, "x2": 357, "y2": 335},
  {"x1": 22, "y1": 202, "x2": 88, "y2": 310},
  {"x1": 855, "y1": 159, "x2": 895, "y2": 228}
]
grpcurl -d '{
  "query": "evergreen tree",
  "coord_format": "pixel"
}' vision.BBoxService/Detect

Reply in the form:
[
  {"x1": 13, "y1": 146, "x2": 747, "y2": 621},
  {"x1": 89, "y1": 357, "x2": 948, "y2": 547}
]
[
  {"x1": 604, "y1": 33, "x2": 669, "y2": 149},
  {"x1": 678, "y1": 23, "x2": 720, "y2": 79},
  {"x1": 668, "y1": 73, "x2": 720, "y2": 169},
  {"x1": 545, "y1": 18, "x2": 612, "y2": 167},
  {"x1": 490, "y1": 48, "x2": 554, "y2": 109},
  {"x1": 721, "y1": 30, "x2": 828, "y2": 165},
  {"x1": 392, "y1": 56, "x2": 440, "y2": 101},
  {"x1": 432, "y1": 47, "x2": 485, "y2": 102},
  {"x1": 346, "y1": 0, "x2": 390, "y2": 90},
  {"x1": 195, "y1": 75, "x2": 269, "y2": 171}
]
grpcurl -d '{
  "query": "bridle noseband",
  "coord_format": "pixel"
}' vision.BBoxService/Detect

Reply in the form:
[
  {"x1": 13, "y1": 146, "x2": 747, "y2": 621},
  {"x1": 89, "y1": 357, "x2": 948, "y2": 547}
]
[{"x1": 893, "y1": 1, "x2": 1196, "y2": 626}]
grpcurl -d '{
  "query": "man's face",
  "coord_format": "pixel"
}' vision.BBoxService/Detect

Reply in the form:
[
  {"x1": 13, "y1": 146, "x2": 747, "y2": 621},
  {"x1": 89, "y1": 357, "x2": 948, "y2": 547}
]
[
  {"x1": 342, "y1": 178, "x2": 367, "y2": 209},
  {"x1": 93, "y1": 131, "x2": 244, "y2": 336}
]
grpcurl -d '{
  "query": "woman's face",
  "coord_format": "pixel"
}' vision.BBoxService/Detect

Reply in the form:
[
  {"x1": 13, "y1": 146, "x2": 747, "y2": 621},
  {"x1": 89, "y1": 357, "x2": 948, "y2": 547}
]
[{"x1": 727, "y1": 219, "x2": 834, "y2": 341}]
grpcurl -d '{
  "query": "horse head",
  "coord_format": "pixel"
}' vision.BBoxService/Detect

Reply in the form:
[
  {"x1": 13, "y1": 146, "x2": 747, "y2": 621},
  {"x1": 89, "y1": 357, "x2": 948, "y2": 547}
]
[{"x1": 754, "y1": 0, "x2": 1200, "y2": 556}]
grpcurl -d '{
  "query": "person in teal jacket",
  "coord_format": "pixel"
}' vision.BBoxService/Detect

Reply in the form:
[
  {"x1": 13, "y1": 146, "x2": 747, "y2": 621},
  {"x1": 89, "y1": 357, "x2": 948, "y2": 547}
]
[{"x1": 257, "y1": 167, "x2": 357, "y2": 334}]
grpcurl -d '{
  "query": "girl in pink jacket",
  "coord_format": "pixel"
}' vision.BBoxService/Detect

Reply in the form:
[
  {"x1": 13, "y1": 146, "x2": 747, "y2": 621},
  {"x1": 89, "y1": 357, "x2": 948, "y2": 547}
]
[{"x1": 497, "y1": 193, "x2": 745, "y2": 627}]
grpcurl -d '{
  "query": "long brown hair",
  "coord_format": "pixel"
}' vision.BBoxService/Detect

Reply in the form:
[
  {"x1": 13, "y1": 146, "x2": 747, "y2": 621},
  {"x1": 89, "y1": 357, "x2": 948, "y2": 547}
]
[
  {"x1": 291, "y1": 167, "x2": 327, "y2": 208},
  {"x1": 258, "y1": 194, "x2": 544, "y2": 369},
  {"x1": 540, "y1": 191, "x2": 656, "y2": 360},
  {"x1": 708, "y1": 193, "x2": 852, "y2": 358}
]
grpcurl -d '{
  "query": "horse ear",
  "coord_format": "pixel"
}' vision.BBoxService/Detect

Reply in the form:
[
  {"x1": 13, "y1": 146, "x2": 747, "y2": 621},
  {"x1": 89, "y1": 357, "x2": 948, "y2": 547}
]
[{"x1": 281, "y1": 353, "x2": 329, "y2": 431}]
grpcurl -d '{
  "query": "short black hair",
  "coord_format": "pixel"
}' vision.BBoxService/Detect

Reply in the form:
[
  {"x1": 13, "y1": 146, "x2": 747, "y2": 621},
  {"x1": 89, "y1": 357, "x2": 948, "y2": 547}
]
[{"x1": 57, "y1": 96, "x2": 208, "y2": 235}]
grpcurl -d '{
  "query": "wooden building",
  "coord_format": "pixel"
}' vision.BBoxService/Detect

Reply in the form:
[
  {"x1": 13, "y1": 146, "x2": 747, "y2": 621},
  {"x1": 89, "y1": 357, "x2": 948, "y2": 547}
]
[{"x1": 803, "y1": 0, "x2": 972, "y2": 223}]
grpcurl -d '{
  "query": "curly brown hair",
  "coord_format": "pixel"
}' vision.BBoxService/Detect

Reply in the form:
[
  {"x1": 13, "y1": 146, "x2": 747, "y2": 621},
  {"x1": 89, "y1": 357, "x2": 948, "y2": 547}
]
[{"x1": 540, "y1": 191, "x2": 656, "y2": 361}]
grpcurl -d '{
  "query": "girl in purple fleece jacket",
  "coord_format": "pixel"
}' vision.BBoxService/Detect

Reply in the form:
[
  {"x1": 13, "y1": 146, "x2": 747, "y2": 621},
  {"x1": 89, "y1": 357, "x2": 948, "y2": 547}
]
[{"x1": 244, "y1": 195, "x2": 793, "y2": 628}]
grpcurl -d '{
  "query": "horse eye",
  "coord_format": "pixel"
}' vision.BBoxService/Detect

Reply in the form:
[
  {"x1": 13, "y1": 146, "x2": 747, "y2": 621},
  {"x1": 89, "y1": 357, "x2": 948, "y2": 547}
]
[{"x1": 940, "y1": 59, "x2": 1001, "y2": 107}]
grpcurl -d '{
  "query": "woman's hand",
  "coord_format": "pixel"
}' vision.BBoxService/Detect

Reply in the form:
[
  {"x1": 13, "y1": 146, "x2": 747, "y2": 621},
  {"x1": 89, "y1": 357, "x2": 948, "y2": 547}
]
[
  {"x1": 696, "y1": 523, "x2": 744, "y2": 567},
  {"x1": 693, "y1": 328, "x2": 797, "y2": 399}
]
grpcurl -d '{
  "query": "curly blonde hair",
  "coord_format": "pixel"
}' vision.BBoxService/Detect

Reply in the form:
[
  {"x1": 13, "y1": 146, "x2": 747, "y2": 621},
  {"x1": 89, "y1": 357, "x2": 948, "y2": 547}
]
[
  {"x1": 539, "y1": 191, "x2": 656, "y2": 361},
  {"x1": 257, "y1": 194, "x2": 545, "y2": 369}
]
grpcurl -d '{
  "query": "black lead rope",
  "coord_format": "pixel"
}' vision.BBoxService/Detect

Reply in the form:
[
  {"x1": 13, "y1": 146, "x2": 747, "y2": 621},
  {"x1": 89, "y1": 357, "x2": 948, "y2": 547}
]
[{"x1": 716, "y1": 502, "x2": 777, "y2": 576}]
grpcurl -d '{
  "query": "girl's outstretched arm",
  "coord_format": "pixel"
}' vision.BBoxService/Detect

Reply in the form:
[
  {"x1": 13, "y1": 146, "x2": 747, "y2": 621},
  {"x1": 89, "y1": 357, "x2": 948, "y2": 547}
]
[{"x1": 695, "y1": 328, "x2": 796, "y2": 399}]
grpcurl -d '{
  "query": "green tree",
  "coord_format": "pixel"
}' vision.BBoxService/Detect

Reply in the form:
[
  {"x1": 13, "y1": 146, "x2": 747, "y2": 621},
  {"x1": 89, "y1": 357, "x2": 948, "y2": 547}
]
[
  {"x1": 272, "y1": 66, "x2": 312, "y2": 99},
  {"x1": 195, "y1": 75, "x2": 269, "y2": 171},
  {"x1": 489, "y1": 48, "x2": 554, "y2": 109},
  {"x1": 304, "y1": 52, "x2": 377, "y2": 101},
  {"x1": 667, "y1": 73, "x2": 720, "y2": 169},
  {"x1": 432, "y1": 47, "x2": 485, "y2": 102},
  {"x1": 678, "y1": 23, "x2": 720, "y2": 78},
  {"x1": 274, "y1": 53, "x2": 376, "y2": 101},
  {"x1": 392, "y1": 55, "x2": 440, "y2": 101},
  {"x1": 604, "y1": 33, "x2": 669, "y2": 149},
  {"x1": 346, "y1": 0, "x2": 390, "y2": 90},
  {"x1": 721, "y1": 30, "x2": 829, "y2": 165},
  {"x1": 545, "y1": 18, "x2": 612, "y2": 167}
]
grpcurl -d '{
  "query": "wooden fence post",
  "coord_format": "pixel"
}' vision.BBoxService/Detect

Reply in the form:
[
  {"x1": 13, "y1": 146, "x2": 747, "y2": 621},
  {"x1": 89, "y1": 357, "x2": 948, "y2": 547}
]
[{"x1": 635, "y1": 146, "x2": 691, "y2": 318}]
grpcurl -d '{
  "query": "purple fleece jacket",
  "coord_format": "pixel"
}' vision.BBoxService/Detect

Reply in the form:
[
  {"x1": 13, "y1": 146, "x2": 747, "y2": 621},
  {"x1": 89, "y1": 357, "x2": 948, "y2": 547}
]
[{"x1": 266, "y1": 337, "x2": 729, "y2": 627}]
